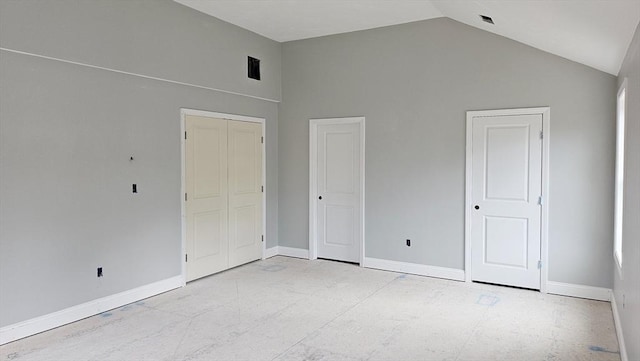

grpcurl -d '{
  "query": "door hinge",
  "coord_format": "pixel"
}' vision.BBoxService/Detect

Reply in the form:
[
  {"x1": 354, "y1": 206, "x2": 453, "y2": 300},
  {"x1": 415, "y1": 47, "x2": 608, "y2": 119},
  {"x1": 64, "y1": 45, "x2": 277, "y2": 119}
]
[
  {"x1": 537, "y1": 260, "x2": 542, "y2": 269},
  {"x1": 261, "y1": 136, "x2": 264, "y2": 144},
  {"x1": 261, "y1": 185, "x2": 264, "y2": 193},
  {"x1": 261, "y1": 235, "x2": 264, "y2": 242},
  {"x1": 185, "y1": 254, "x2": 188, "y2": 262},
  {"x1": 185, "y1": 193, "x2": 188, "y2": 201},
  {"x1": 540, "y1": 131, "x2": 543, "y2": 140},
  {"x1": 185, "y1": 131, "x2": 187, "y2": 140},
  {"x1": 537, "y1": 196, "x2": 542, "y2": 205}
]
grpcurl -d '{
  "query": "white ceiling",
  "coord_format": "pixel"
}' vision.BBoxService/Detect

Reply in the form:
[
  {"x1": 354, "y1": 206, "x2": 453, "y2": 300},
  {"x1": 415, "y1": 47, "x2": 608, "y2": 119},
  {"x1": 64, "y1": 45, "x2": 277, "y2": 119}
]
[{"x1": 175, "y1": 0, "x2": 640, "y2": 75}]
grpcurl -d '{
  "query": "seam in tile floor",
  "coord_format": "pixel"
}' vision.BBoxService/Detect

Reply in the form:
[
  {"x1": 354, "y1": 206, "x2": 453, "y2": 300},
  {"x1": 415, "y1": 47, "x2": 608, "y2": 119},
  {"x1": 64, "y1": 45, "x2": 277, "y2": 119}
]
[{"x1": 0, "y1": 256, "x2": 620, "y2": 361}]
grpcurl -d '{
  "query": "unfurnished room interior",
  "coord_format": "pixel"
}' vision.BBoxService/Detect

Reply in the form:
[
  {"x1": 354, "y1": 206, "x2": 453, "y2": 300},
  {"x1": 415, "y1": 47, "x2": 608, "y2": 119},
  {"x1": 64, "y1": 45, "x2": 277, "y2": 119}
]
[{"x1": 0, "y1": 1, "x2": 638, "y2": 360}]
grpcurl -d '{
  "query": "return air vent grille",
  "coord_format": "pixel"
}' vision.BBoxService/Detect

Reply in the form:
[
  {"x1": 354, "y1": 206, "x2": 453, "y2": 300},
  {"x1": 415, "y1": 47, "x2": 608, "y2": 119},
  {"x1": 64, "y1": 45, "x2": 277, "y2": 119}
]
[{"x1": 248, "y1": 56, "x2": 261, "y2": 80}]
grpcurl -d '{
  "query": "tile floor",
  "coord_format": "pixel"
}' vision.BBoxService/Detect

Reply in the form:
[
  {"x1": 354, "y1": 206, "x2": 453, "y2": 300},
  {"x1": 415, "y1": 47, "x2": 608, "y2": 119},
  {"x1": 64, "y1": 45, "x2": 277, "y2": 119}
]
[{"x1": 0, "y1": 256, "x2": 620, "y2": 361}]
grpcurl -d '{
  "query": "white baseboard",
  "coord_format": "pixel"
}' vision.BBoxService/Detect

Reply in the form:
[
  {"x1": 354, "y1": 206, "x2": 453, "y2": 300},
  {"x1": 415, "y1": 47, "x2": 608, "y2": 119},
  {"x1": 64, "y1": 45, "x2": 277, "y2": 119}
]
[
  {"x1": 0, "y1": 276, "x2": 183, "y2": 345},
  {"x1": 263, "y1": 247, "x2": 279, "y2": 259},
  {"x1": 277, "y1": 246, "x2": 310, "y2": 259},
  {"x1": 546, "y1": 281, "x2": 611, "y2": 301},
  {"x1": 363, "y1": 257, "x2": 465, "y2": 281},
  {"x1": 611, "y1": 293, "x2": 628, "y2": 361}
]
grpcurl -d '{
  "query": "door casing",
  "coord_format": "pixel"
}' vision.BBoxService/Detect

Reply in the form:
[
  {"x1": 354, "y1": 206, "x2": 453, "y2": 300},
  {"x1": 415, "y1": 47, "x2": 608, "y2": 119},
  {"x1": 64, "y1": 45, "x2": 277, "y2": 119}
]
[
  {"x1": 464, "y1": 107, "x2": 550, "y2": 293},
  {"x1": 309, "y1": 117, "x2": 366, "y2": 264},
  {"x1": 180, "y1": 108, "x2": 266, "y2": 285}
]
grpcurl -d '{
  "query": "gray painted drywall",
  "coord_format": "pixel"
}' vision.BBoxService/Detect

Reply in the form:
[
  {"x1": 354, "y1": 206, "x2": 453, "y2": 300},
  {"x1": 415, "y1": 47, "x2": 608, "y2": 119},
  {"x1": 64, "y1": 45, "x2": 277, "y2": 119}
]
[
  {"x1": 279, "y1": 18, "x2": 616, "y2": 287},
  {"x1": 0, "y1": 0, "x2": 281, "y2": 102},
  {"x1": 613, "y1": 22, "x2": 640, "y2": 361},
  {"x1": 0, "y1": 0, "x2": 280, "y2": 327}
]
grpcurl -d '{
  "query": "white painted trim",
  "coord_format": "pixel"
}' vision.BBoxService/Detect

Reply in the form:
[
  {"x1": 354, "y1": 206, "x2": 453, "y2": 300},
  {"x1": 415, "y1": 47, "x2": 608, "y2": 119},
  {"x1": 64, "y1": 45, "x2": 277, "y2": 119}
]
[
  {"x1": 611, "y1": 293, "x2": 629, "y2": 361},
  {"x1": 613, "y1": 78, "x2": 628, "y2": 279},
  {"x1": 180, "y1": 112, "x2": 187, "y2": 285},
  {"x1": 540, "y1": 108, "x2": 551, "y2": 293},
  {"x1": 363, "y1": 257, "x2": 465, "y2": 281},
  {"x1": 263, "y1": 247, "x2": 279, "y2": 259},
  {"x1": 360, "y1": 120, "x2": 366, "y2": 266},
  {"x1": 309, "y1": 121, "x2": 317, "y2": 261},
  {"x1": 181, "y1": 109, "x2": 265, "y2": 124},
  {"x1": 309, "y1": 117, "x2": 366, "y2": 265},
  {"x1": 0, "y1": 276, "x2": 183, "y2": 345},
  {"x1": 464, "y1": 114, "x2": 473, "y2": 282},
  {"x1": 261, "y1": 120, "x2": 267, "y2": 259},
  {"x1": 464, "y1": 107, "x2": 551, "y2": 292},
  {"x1": 180, "y1": 109, "x2": 266, "y2": 282},
  {"x1": 0, "y1": 48, "x2": 280, "y2": 103},
  {"x1": 277, "y1": 246, "x2": 310, "y2": 259},
  {"x1": 546, "y1": 281, "x2": 611, "y2": 301}
]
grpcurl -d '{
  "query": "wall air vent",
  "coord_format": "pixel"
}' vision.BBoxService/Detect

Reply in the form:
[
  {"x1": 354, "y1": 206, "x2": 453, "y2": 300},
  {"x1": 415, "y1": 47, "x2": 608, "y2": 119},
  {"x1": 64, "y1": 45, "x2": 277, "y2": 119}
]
[
  {"x1": 248, "y1": 56, "x2": 261, "y2": 80},
  {"x1": 480, "y1": 15, "x2": 494, "y2": 24}
]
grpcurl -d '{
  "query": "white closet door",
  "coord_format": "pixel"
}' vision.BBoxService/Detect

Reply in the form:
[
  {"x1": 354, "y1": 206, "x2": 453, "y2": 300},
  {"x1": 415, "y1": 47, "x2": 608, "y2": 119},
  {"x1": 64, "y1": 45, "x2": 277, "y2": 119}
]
[
  {"x1": 315, "y1": 121, "x2": 362, "y2": 263},
  {"x1": 470, "y1": 113, "x2": 543, "y2": 289},
  {"x1": 227, "y1": 120, "x2": 263, "y2": 268},
  {"x1": 185, "y1": 115, "x2": 228, "y2": 281}
]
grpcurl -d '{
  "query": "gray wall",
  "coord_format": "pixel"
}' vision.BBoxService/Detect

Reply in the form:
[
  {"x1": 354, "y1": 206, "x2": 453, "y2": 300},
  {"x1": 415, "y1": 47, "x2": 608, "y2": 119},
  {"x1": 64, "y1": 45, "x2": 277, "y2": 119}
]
[
  {"x1": 279, "y1": 18, "x2": 616, "y2": 287},
  {"x1": 0, "y1": 0, "x2": 281, "y2": 102},
  {"x1": 613, "y1": 22, "x2": 640, "y2": 361},
  {"x1": 0, "y1": 0, "x2": 280, "y2": 327}
]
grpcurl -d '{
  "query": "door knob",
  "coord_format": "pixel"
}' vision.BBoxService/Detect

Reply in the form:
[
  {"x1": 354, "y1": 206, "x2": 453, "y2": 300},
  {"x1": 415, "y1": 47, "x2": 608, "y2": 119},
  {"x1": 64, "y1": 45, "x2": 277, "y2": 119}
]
[
  {"x1": 318, "y1": 196, "x2": 322, "y2": 200},
  {"x1": 474, "y1": 205, "x2": 480, "y2": 210}
]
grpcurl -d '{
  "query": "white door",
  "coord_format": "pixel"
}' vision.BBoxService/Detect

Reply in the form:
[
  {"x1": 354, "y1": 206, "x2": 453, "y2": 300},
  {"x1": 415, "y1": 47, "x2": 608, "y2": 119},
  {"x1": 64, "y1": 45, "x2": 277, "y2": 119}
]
[
  {"x1": 185, "y1": 115, "x2": 229, "y2": 281},
  {"x1": 184, "y1": 112, "x2": 264, "y2": 282},
  {"x1": 228, "y1": 120, "x2": 263, "y2": 268},
  {"x1": 470, "y1": 113, "x2": 543, "y2": 289},
  {"x1": 311, "y1": 118, "x2": 364, "y2": 263}
]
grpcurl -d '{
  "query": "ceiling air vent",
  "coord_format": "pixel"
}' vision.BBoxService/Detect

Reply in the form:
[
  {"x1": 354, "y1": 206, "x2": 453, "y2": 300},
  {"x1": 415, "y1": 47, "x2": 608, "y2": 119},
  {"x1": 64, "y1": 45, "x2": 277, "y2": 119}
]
[
  {"x1": 248, "y1": 56, "x2": 261, "y2": 81},
  {"x1": 480, "y1": 15, "x2": 494, "y2": 24}
]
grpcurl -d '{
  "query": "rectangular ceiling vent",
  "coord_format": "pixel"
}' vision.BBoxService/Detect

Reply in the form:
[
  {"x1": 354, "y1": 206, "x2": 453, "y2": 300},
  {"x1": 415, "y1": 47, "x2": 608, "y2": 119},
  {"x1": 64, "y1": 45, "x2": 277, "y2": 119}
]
[
  {"x1": 248, "y1": 56, "x2": 261, "y2": 81},
  {"x1": 480, "y1": 15, "x2": 494, "y2": 24}
]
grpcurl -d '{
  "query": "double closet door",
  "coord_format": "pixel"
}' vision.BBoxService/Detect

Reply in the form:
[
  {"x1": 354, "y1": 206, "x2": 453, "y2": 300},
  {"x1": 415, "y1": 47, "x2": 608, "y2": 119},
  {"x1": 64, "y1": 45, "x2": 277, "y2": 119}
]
[{"x1": 185, "y1": 114, "x2": 263, "y2": 282}]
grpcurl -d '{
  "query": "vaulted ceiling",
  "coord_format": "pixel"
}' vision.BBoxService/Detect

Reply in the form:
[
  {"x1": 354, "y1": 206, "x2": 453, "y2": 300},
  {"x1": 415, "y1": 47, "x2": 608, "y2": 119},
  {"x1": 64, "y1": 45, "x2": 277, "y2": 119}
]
[{"x1": 175, "y1": 0, "x2": 640, "y2": 75}]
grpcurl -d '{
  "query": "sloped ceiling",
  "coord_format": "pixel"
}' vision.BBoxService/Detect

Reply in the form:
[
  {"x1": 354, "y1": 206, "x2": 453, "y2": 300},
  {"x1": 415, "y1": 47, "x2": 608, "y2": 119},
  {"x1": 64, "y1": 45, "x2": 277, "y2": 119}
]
[{"x1": 175, "y1": 0, "x2": 640, "y2": 75}]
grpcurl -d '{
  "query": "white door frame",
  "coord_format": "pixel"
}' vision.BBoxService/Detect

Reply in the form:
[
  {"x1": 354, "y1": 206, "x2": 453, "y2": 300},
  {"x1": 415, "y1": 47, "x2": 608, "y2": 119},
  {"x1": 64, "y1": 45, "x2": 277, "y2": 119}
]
[
  {"x1": 309, "y1": 117, "x2": 366, "y2": 264},
  {"x1": 464, "y1": 107, "x2": 550, "y2": 292},
  {"x1": 180, "y1": 108, "x2": 266, "y2": 285}
]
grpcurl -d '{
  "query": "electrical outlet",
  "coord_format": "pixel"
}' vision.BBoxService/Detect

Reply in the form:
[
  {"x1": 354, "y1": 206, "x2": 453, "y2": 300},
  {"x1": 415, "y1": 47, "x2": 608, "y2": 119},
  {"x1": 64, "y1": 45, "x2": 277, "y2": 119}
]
[
  {"x1": 406, "y1": 239, "x2": 411, "y2": 247},
  {"x1": 97, "y1": 267, "x2": 103, "y2": 277}
]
